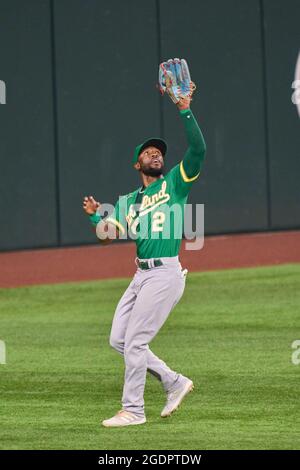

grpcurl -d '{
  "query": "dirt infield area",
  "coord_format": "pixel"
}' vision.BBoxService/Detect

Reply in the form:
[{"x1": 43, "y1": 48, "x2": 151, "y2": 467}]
[{"x1": 0, "y1": 230, "x2": 300, "y2": 288}]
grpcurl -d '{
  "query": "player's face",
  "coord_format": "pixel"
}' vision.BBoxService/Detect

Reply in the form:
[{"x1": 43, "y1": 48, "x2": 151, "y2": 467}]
[{"x1": 138, "y1": 146, "x2": 164, "y2": 177}]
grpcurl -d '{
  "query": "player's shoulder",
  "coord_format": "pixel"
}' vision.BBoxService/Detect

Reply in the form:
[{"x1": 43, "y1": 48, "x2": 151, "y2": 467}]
[
  {"x1": 116, "y1": 188, "x2": 140, "y2": 204},
  {"x1": 164, "y1": 163, "x2": 181, "y2": 181},
  {"x1": 165, "y1": 161, "x2": 199, "y2": 186},
  {"x1": 123, "y1": 187, "x2": 140, "y2": 199}
]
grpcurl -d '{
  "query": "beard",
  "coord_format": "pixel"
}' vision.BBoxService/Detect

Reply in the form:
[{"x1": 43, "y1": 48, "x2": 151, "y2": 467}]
[{"x1": 140, "y1": 162, "x2": 164, "y2": 177}]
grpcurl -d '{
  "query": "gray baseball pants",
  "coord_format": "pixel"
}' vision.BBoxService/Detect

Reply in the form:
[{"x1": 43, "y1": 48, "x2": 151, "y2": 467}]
[{"x1": 109, "y1": 256, "x2": 187, "y2": 418}]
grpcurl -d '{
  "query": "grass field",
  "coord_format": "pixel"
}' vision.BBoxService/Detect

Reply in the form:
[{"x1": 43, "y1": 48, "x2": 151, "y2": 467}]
[{"x1": 0, "y1": 264, "x2": 300, "y2": 450}]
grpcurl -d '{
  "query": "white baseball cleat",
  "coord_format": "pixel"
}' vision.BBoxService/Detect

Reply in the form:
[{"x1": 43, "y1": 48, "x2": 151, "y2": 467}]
[
  {"x1": 161, "y1": 379, "x2": 194, "y2": 418},
  {"x1": 102, "y1": 410, "x2": 146, "y2": 428}
]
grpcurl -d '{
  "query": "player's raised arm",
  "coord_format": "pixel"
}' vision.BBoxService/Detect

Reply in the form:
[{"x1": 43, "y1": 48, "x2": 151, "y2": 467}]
[
  {"x1": 177, "y1": 101, "x2": 206, "y2": 180},
  {"x1": 158, "y1": 58, "x2": 206, "y2": 180}
]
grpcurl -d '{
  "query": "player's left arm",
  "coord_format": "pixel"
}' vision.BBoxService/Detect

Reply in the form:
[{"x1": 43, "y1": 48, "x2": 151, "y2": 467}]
[
  {"x1": 177, "y1": 95, "x2": 206, "y2": 182},
  {"x1": 159, "y1": 59, "x2": 206, "y2": 188},
  {"x1": 82, "y1": 195, "x2": 125, "y2": 245}
]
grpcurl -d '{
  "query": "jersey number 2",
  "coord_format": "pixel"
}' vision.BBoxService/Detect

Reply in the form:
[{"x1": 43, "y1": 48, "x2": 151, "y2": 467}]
[{"x1": 152, "y1": 211, "x2": 165, "y2": 232}]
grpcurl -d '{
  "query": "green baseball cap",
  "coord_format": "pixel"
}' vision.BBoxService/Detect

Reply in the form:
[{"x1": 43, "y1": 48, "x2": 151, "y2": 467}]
[{"x1": 132, "y1": 138, "x2": 167, "y2": 165}]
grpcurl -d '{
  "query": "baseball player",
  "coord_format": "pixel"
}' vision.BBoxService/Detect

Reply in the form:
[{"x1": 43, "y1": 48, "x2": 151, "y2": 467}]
[{"x1": 82, "y1": 59, "x2": 206, "y2": 427}]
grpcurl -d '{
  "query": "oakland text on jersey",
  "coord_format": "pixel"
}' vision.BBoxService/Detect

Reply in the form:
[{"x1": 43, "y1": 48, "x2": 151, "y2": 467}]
[{"x1": 138, "y1": 180, "x2": 170, "y2": 214}]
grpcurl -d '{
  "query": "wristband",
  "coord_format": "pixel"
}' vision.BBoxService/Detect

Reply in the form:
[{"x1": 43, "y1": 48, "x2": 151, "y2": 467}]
[{"x1": 89, "y1": 213, "x2": 101, "y2": 227}]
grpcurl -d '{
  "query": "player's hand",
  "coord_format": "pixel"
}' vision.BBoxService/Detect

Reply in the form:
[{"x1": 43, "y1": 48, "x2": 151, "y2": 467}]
[
  {"x1": 158, "y1": 59, "x2": 196, "y2": 109},
  {"x1": 82, "y1": 196, "x2": 101, "y2": 215},
  {"x1": 176, "y1": 82, "x2": 196, "y2": 110}
]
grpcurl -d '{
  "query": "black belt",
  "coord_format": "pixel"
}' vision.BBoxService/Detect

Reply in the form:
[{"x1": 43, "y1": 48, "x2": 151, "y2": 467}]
[{"x1": 137, "y1": 259, "x2": 163, "y2": 270}]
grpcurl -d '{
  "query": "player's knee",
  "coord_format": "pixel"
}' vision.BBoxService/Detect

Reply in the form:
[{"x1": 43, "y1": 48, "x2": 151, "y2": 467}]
[
  {"x1": 124, "y1": 340, "x2": 146, "y2": 366},
  {"x1": 109, "y1": 334, "x2": 124, "y2": 353}
]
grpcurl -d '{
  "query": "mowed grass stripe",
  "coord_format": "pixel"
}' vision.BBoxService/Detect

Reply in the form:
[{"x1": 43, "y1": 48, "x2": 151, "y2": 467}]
[{"x1": 0, "y1": 264, "x2": 299, "y2": 449}]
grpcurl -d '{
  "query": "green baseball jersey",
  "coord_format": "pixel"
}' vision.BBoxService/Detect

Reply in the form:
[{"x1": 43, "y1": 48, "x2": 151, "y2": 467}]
[
  {"x1": 106, "y1": 161, "x2": 199, "y2": 259},
  {"x1": 105, "y1": 109, "x2": 206, "y2": 259}
]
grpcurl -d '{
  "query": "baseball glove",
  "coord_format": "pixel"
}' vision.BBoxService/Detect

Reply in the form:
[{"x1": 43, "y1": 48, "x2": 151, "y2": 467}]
[{"x1": 158, "y1": 58, "x2": 196, "y2": 104}]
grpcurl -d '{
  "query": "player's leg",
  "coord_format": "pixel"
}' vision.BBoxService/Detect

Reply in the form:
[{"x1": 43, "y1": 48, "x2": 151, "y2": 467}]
[
  {"x1": 109, "y1": 278, "x2": 137, "y2": 354},
  {"x1": 121, "y1": 265, "x2": 186, "y2": 417},
  {"x1": 110, "y1": 276, "x2": 183, "y2": 392}
]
